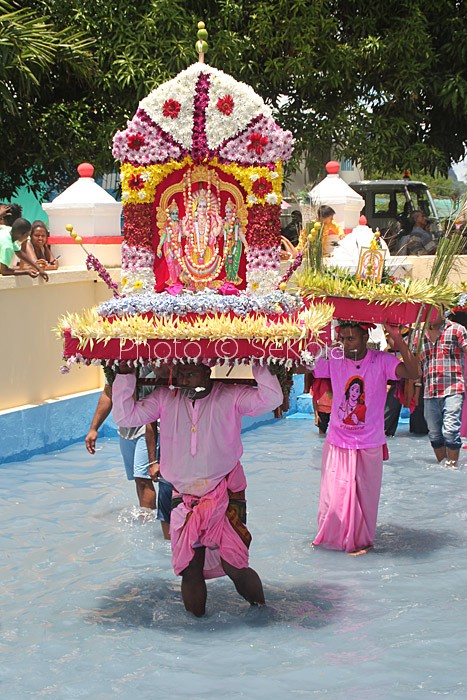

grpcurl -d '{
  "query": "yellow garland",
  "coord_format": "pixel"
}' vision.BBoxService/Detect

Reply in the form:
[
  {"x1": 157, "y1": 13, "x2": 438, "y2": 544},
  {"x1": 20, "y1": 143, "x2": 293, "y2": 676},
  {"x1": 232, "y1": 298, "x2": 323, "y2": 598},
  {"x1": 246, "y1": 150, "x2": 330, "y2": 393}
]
[
  {"x1": 213, "y1": 158, "x2": 283, "y2": 206},
  {"x1": 120, "y1": 157, "x2": 283, "y2": 207},
  {"x1": 121, "y1": 156, "x2": 193, "y2": 204},
  {"x1": 56, "y1": 304, "x2": 333, "y2": 347}
]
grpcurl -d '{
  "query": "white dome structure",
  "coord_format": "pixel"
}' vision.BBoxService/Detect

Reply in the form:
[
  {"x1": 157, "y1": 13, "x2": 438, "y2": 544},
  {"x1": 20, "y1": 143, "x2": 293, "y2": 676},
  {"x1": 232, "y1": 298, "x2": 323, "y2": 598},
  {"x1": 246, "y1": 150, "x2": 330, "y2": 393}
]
[
  {"x1": 43, "y1": 163, "x2": 122, "y2": 238},
  {"x1": 308, "y1": 161, "x2": 364, "y2": 230}
]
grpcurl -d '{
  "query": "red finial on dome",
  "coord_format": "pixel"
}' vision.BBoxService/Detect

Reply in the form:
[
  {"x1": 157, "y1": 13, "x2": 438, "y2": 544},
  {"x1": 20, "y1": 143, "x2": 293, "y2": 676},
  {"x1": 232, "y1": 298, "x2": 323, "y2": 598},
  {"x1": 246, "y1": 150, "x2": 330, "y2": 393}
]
[
  {"x1": 359, "y1": 215, "x2": 367, "y2": 225},
  {"x1": 77, "y1": 163, "x2": 94, "y2": 178},
  {"x1": 325, "y1": 160, "x2": 340, "y2": 175}
]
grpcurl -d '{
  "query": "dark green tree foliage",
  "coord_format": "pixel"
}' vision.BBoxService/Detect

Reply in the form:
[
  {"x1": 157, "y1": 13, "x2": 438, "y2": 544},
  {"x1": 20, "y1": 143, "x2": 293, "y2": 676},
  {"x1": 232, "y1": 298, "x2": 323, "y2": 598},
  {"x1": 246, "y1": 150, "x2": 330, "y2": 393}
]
[
  {"x1": 0, "y1": 0, "x2": 466, "y2": 197},
  {"x1": 0, "y1": 0, "x2": 96, "y2": 196}
]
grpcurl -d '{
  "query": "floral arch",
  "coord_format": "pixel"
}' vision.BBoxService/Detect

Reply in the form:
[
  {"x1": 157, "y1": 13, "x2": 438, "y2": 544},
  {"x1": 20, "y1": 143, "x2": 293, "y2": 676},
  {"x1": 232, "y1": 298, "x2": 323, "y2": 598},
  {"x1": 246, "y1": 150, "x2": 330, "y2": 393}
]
[{"x1": 112, "y1": 62, "x2": 294, "y2": 295}]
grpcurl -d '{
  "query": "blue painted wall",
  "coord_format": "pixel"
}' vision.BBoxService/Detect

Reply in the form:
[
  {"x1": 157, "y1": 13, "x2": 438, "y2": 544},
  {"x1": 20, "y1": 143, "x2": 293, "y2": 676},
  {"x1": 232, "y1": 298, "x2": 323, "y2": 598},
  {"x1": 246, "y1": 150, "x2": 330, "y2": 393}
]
[{"x1": 1, "y1": 376, "x2": 307, "y2": 464}]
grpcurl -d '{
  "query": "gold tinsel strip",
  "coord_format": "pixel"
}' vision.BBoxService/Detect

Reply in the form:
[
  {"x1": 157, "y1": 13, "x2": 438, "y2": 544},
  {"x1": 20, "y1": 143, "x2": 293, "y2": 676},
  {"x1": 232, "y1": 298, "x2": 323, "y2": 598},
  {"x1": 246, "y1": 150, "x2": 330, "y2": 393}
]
[{"x1": 55, "y1": 304, "x2": 334, "y2": 346}]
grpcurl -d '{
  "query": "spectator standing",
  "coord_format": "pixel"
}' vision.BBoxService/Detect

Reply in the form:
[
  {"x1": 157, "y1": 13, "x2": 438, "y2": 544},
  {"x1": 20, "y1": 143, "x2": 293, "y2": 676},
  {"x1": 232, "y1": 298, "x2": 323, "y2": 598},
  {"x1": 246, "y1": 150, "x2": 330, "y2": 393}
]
[
  {"x1": 85, "y1": 368, "x2": 172, "y2": 539},
  {"x1": 0, "y1": 202, "x2": 22, "y2": 228},
  {"x1": 310, "y1": 377, "x2": 333, "y2": 436},
  {"x1": 418, "y1": 311, "x2": 467, "y2": 468},
  {"x1": 317, "y1": 205, "x2": 345, "y2": 256},
  {"x1": 282, "y1": 210, "x2": 302, "y2": 247}
]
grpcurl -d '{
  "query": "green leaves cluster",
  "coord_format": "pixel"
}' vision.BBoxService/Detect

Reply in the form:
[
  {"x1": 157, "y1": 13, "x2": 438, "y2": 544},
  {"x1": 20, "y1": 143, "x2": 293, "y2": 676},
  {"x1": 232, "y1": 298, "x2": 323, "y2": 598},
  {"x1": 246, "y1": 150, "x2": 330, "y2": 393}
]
[{"x1": 0, "y1": 0, "x2": 466, "y2": 198}]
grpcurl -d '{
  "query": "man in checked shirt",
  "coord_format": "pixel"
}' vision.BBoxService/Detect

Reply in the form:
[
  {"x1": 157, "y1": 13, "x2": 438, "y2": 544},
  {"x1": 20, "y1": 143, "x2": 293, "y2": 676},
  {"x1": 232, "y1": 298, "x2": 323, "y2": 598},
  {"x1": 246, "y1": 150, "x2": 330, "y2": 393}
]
[{"x1": 418, "y1": 310, "x2": 467, "y2": 469}]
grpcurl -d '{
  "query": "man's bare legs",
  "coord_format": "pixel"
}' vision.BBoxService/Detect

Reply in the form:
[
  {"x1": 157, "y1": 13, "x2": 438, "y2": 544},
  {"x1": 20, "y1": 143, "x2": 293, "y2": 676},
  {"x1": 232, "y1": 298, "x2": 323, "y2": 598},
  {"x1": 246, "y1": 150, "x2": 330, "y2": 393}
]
[
  {"x1": 181, "y1": 547, "x2": 207, "y2": 617},
  {"x1": 180, "y1": 549, "x2": 265, "y2": 617},
  {"x1": 446, "y1": 447, "x2": 460, "y2": 468},
  {"x1": 432, "y1": 446, "x2": 460, "y2": 467},
  {"x1": 221, "y1": 559, "x2": 265, "y2": 606},
  {"x1": 433, "y1": 446, "x2": 446, "y2": 463},
  {"x1": 135, "y1": 477, "x2": 156, "y2": 509},
  {"x1": 160, "y1": 520, "x2": 170, "y2": 540}
]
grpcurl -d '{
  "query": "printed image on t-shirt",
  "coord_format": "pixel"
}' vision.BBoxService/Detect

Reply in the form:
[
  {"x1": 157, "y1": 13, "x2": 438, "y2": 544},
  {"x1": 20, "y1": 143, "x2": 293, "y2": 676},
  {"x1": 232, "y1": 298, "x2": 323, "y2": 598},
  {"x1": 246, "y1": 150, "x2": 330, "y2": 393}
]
[{"x1": 337, "y1": 375, "x2": 366, "y2": 427}]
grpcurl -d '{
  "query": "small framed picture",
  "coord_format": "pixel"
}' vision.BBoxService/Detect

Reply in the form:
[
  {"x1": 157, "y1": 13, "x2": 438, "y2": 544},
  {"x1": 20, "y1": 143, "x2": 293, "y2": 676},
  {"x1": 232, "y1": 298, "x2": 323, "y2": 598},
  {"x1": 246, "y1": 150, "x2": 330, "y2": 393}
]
[{"x1": 356, "y1": 247, "x2": 385, "y2": 282}]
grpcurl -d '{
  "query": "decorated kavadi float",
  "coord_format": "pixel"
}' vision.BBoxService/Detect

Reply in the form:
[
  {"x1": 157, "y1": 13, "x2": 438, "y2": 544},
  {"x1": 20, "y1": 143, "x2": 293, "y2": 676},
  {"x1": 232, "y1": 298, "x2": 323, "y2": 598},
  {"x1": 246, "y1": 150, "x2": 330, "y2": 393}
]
[
  {"x1": 58, "y1": 24, "x2": 333, "y2": 369},
  {"x1": 58, "y1": 23, "x2": 457, "y2": 370}
]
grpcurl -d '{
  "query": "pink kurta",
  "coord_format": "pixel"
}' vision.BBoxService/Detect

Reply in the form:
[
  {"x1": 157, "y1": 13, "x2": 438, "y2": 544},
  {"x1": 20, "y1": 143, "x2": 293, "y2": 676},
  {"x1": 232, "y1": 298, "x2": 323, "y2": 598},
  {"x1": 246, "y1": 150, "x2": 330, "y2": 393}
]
[
  {"x1": 112, "y1": 365, "x2": 282, "y2": 497},
  {"x1": 112, "y1": 365, "x2": 282, "y2": 576}
]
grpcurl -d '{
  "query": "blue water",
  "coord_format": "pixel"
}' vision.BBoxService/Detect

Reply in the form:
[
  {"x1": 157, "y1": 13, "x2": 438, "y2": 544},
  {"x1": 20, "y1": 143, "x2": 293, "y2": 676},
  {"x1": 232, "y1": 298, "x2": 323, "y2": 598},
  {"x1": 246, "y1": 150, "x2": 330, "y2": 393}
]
[{"x1": 1, "y1": 421, "x2": 466, "y2": 699}]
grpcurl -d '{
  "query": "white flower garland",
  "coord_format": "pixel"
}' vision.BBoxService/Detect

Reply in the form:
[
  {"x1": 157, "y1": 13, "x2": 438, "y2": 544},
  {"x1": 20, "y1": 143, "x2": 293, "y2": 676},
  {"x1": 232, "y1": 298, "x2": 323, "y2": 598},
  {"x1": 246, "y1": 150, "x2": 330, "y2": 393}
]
[
  {"x1": 120, "y1": 268, "x2": 156, "y2": 295},
  {"x1": 205, "y1": 70, "x2": 269, "y2": 149},
  {"x1": 246, "y1": 268, "x2": 281, "y2": 295}
]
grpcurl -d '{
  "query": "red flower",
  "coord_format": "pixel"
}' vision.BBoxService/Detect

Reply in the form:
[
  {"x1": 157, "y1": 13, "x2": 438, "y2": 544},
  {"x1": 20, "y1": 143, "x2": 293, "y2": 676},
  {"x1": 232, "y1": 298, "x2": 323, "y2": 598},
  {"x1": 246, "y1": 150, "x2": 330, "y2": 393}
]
[
  {"x1": 128, "y1": 174, "x2": 145, "y2": 190},
  {"x1": 162, "y1": 99, "x2": 181, "y2": 119},
  {"x1": 122, "y1": 203, "x2": 153, "y2": 248},
  {"x1": 247, "y1": 133, "x2": 269, "y2": 155},
  {"x1": 217, "y1": 94, "x2": 234, "y2": 115},
  {"x1": 252, "y1": 177, "x2": 273, "y2": 197},
  {"x1": 127, "y1": 134, "x2": 146, "y2": 150}
]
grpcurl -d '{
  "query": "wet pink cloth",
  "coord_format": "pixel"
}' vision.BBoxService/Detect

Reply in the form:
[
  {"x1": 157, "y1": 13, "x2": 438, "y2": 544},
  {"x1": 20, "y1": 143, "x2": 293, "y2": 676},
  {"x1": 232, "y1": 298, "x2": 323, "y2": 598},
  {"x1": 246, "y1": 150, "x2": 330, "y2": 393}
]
[
  {"x1": 313, "y1": 442, "x2": 384, "y2": 552},
  {"x1": 171, "y1": 462, "x2": 248, "y2": 578}
]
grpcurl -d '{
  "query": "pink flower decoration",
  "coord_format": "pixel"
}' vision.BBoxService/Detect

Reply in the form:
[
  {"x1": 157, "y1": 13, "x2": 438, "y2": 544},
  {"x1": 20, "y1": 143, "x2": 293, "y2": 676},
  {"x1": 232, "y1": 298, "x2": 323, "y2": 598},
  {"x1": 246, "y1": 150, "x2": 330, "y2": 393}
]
[
  {"x1": 86, "y1": 253, "x2": 120, "y2": 297},
  {"x1": 218, "y1": 115, "x2": 294, "y2": 166},
  {"x1": 218, "y1": 281, "x2": 240, "y2": 296},
  {"x1": 217, "y1": 95, "x2": 234, "y2": 115},
  {"x1": 191, "y1": 72, "x2": 210, "y2": 163},
  {"x1": 166, "y1": 282, "x2": 184, "y2": 295},
  {"x1": 162, "y1": 99, "x2": 181, "y2": 119}
]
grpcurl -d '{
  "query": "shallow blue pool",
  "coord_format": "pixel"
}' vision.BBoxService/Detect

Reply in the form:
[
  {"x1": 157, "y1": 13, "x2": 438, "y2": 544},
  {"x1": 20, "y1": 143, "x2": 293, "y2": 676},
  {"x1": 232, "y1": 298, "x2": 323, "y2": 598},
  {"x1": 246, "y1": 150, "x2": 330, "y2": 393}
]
[{"x1": 1, "y1": 420, "x2": 466, "y2": 699}]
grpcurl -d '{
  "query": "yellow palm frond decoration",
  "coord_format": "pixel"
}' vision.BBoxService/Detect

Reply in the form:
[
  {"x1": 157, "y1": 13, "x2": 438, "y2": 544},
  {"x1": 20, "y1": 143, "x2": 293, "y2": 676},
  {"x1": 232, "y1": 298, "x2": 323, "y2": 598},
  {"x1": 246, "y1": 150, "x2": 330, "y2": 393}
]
[{"x1": 56, "y1": 303, "x2": 334, "y2": 348}]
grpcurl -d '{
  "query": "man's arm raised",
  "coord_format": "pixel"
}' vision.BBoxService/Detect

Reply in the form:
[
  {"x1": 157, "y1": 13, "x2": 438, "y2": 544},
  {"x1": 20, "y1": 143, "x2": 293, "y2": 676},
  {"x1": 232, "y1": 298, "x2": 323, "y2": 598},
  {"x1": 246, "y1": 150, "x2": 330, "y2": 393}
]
[
  {"x1": 112, "y1": 366, "x2": 161, "y2": 427},
  {"x1": 384, "y1": 323, "x2": 421, "y2": 380}
]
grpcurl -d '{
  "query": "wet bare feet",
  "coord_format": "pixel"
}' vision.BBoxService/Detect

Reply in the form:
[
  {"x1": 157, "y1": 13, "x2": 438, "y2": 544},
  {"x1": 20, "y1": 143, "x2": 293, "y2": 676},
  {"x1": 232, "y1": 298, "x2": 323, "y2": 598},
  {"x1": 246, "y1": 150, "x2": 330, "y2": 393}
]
[{"x1": 348, "y1": 545, "x2": 373, "y2": 556}]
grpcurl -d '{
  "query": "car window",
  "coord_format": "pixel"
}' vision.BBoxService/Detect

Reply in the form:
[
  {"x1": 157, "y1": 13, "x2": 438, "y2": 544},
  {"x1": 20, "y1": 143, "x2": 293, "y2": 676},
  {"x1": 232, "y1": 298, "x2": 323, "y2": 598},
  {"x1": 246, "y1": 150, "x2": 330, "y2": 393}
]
[
  {"x1": 395, "y1": 193, "x2": 407, "y2": 216},
  {"x1": 374, "y1": 194, "x2": 391, "y2": 215}
]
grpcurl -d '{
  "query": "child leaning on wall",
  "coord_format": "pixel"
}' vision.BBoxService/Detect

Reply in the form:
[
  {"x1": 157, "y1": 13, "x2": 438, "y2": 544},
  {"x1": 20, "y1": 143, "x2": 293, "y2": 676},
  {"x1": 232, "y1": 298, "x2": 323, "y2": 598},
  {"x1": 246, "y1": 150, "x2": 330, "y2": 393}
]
[{"x1": 0, "y1": 216, "x2": 49, "y2": 281}]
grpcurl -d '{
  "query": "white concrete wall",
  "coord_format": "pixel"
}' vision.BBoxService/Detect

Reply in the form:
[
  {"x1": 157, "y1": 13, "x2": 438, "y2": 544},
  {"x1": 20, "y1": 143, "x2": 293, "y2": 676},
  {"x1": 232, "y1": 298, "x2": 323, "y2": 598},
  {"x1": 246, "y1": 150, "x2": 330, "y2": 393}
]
[{"x1": 0, "y1": 267, "x2": 119, "y2": 411}]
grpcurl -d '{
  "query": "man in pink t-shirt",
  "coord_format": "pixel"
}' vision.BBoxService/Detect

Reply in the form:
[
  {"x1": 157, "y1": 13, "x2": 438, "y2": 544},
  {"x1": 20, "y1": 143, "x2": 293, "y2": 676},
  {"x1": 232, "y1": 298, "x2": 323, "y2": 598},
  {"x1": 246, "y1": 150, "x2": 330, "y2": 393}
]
[{"x1": 312, "y1": 321, "x2": 420, "y2": 554}]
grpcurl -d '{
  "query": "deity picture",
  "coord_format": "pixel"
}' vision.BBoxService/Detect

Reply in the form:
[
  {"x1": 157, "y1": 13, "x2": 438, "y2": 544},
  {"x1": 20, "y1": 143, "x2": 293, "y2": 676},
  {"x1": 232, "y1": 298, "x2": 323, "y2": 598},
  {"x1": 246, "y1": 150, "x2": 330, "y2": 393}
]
[
  {"x1": 356, "y1": 247, "x2": 385, "y2": 283},
  {"x1": 156, "y1": 199, "x2": 183, "y2": 286},
  {"x1": 338, "y1": 376, "x2": 367, "y2": 426},
  {"x1": 180, "y1": 184, "x2": 224, "y2": 287},
  {"x1": 155, "y1": 166, "x2": 249, "y2": 290},
  {"x1": 223, "y1": 198, "x2": 248, "y2": 284}
]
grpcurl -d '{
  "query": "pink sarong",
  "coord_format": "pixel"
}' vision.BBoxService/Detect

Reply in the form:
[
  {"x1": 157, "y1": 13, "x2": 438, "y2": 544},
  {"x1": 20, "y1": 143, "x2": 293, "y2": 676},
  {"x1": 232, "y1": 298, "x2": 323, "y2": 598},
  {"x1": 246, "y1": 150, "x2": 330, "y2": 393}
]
[
  {"x1": 313, "y1": 442, "x2": 384, "y2": 553},
  {"x1": 170, "y1": 462, "x2": 250, "y2": 579}
]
